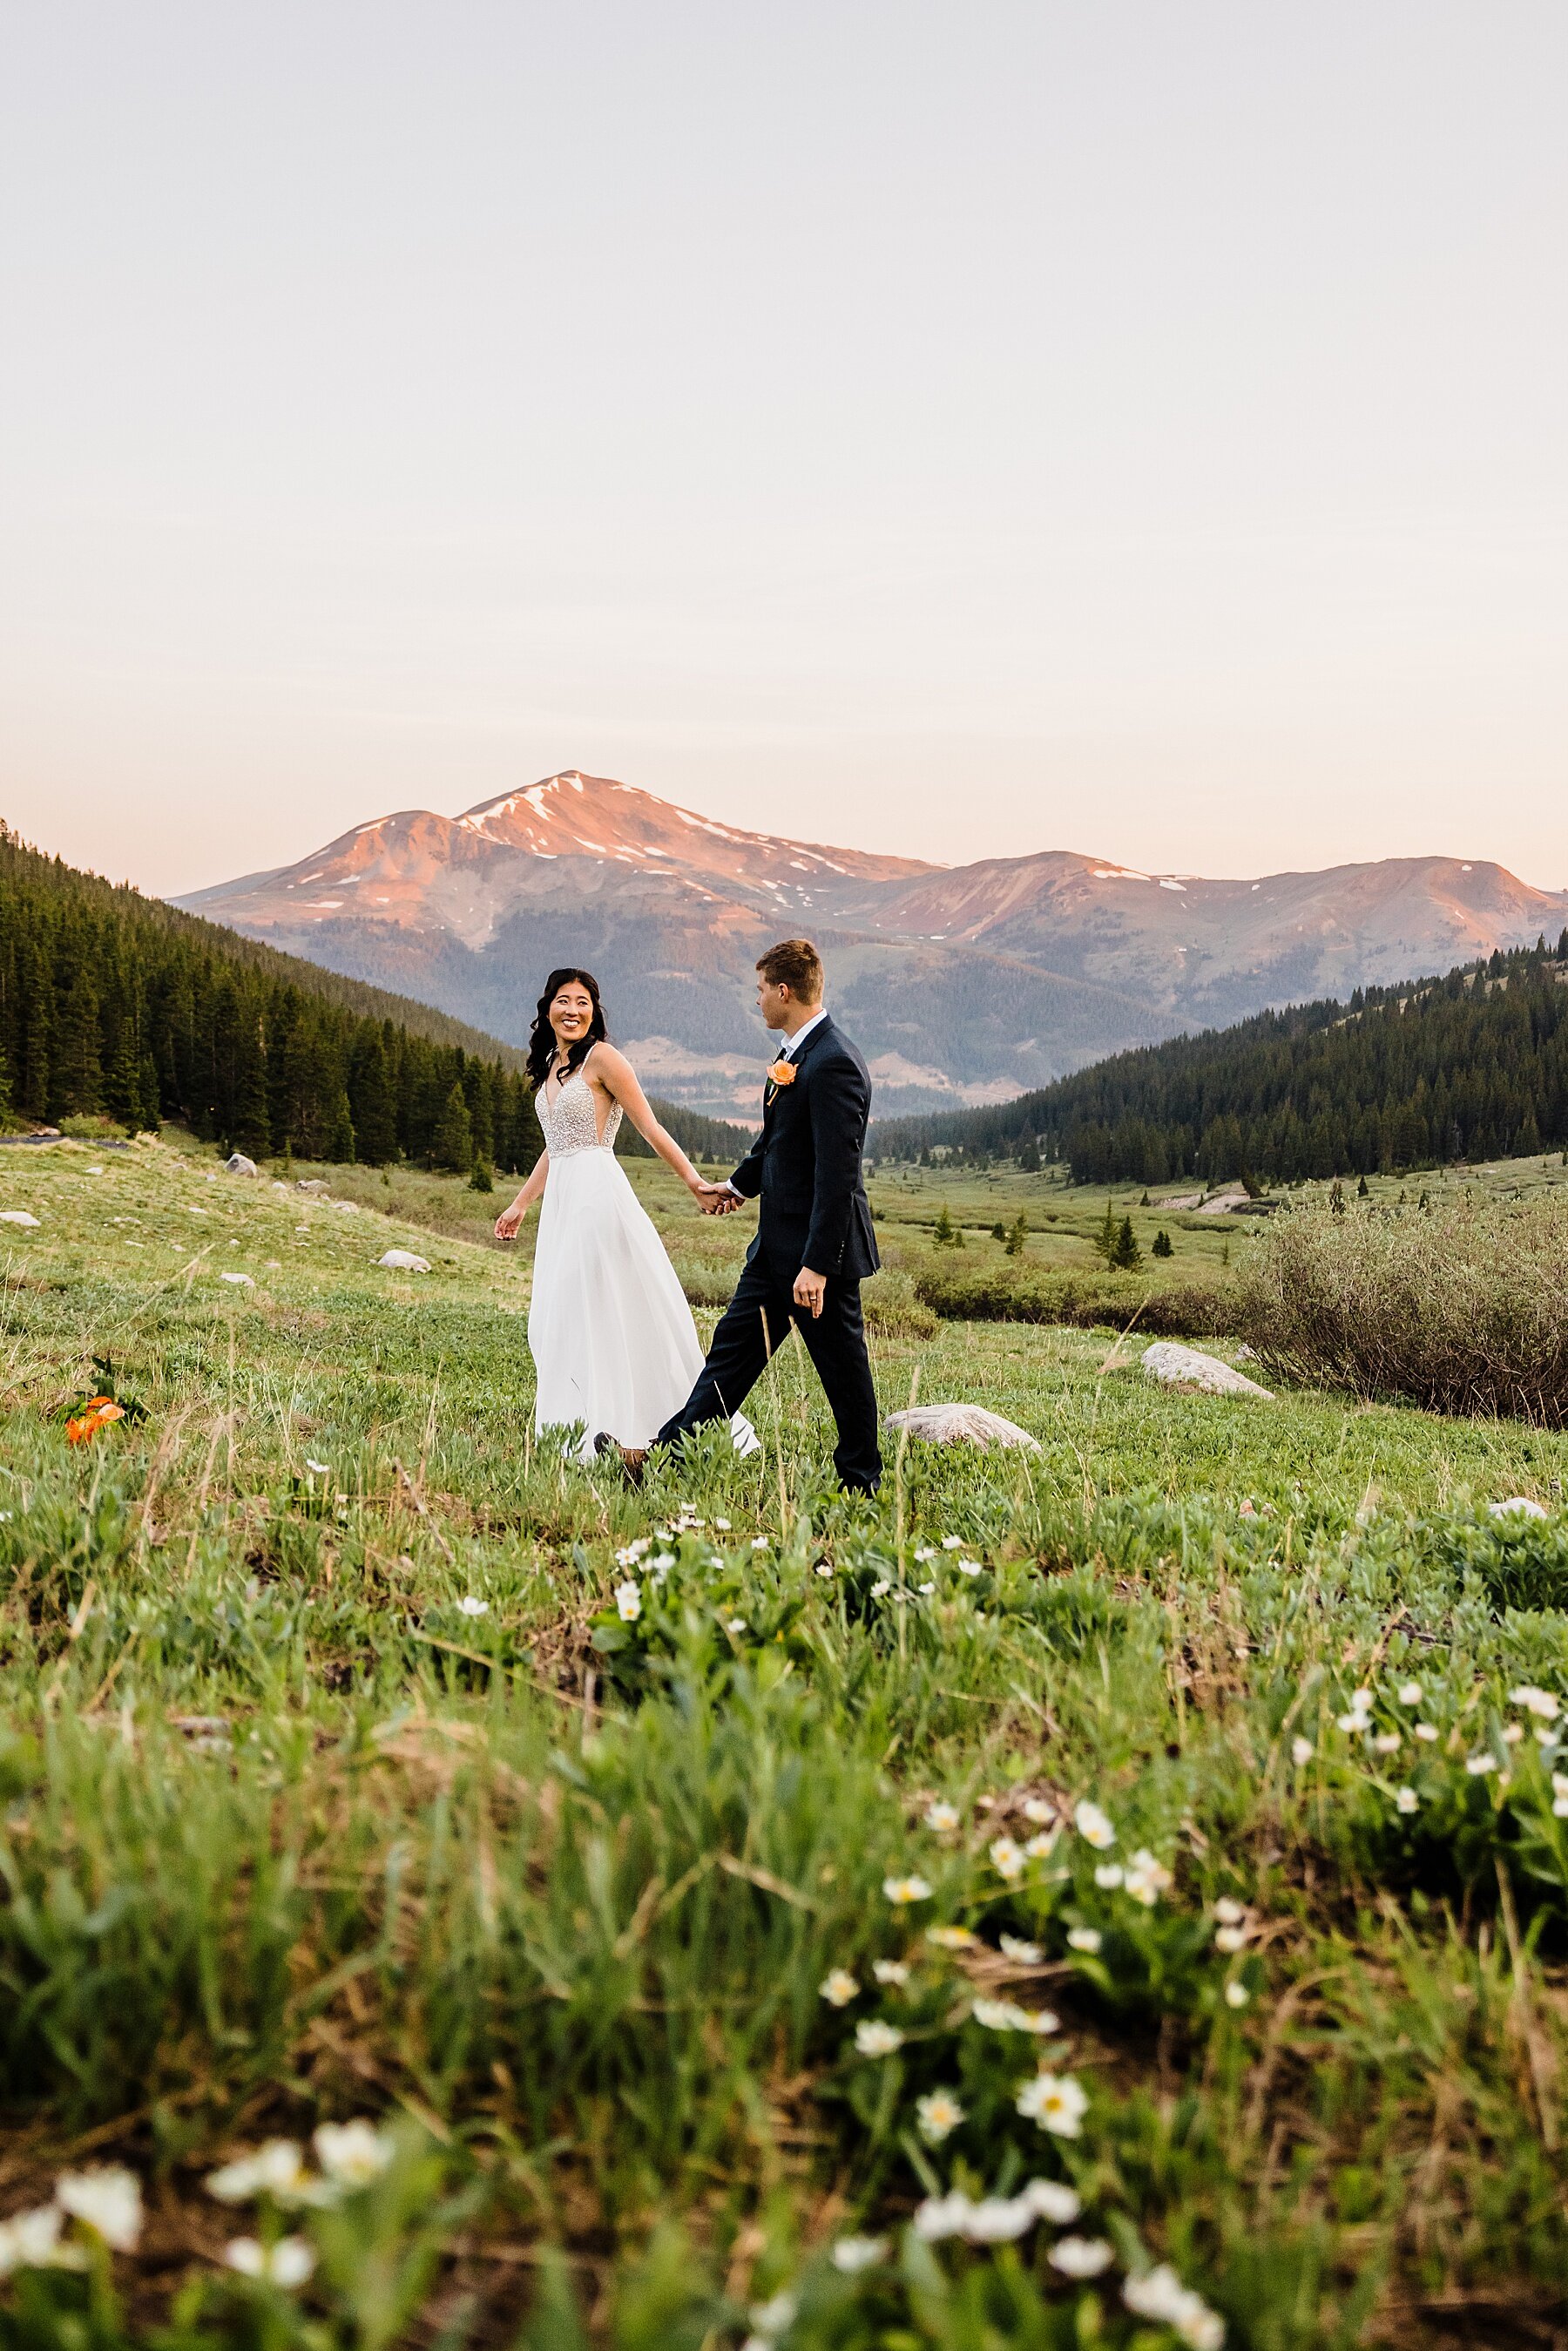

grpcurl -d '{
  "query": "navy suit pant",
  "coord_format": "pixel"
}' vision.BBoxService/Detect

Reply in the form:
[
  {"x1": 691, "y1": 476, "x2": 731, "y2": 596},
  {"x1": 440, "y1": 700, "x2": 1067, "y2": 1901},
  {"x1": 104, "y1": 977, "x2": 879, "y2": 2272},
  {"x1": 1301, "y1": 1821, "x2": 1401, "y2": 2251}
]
[{"x1": 655, "y1": 1253, "x2": 882, "y2": 1494}]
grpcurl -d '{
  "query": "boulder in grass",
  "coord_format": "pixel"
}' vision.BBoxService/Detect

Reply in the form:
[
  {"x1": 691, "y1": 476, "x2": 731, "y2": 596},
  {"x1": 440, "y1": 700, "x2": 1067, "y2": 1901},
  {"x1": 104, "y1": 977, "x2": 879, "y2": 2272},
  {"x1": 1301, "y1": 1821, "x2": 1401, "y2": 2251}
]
[
  {"x1": 224, "y1": 1154, "x2": 260, "y2": 1177},
  {"x1": 379, "y1": 1248, "x2": 431, "y2": 1272},
  {"x1": 884, "y1": 1403, "x2": 1041, "y2": 1452},
  {"x1": 0, "y1": 1209, "x2": 41, "y2": 1227},
  {"x1": 1490, "y1": 1496, "x2": 1550, "y2": 1521},
  {"x1": 1141, "y1": 1341, "x2": 1274, "y2": 1399}
]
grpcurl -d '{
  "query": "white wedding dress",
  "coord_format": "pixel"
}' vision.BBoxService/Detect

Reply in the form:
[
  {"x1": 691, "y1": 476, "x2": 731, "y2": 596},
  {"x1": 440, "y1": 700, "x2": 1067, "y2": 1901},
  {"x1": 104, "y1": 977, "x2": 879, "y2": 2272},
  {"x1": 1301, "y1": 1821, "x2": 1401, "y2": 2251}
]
[{"x1": 528, "y1": 1069, "x2": 758, "y2": 1460}]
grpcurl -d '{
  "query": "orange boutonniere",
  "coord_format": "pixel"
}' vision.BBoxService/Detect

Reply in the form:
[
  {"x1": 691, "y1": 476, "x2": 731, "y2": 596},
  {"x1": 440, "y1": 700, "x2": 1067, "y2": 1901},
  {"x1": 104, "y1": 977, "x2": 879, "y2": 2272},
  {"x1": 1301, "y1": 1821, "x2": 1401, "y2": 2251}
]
[{"x1": 767, "y1": 1059, "x2": 797, "y2": 1088}]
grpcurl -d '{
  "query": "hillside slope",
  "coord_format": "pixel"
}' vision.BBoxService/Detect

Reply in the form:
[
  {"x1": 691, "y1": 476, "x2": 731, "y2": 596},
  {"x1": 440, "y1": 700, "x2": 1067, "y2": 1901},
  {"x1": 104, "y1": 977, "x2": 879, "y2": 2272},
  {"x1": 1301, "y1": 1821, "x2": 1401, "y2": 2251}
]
[{"x1": 0, "y1": 823, "x2": 750, "y2": 1169}]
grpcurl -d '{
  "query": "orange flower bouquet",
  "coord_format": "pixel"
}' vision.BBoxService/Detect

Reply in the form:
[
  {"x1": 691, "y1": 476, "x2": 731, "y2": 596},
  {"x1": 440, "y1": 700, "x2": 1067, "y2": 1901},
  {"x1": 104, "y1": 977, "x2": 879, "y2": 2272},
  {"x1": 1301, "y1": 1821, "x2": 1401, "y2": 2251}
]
[{"x1": 767, "y1": 1060, "x2": 798, "y2": 1087}]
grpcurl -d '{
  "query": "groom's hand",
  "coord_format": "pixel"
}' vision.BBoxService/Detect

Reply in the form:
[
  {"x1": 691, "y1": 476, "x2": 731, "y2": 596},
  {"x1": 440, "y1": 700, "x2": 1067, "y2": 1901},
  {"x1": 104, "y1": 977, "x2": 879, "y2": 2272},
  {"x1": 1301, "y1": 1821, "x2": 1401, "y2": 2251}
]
[
  {"x1": 794, "y1": 1265, "x2": 827, "y2": 1318},
  {"x1": 695, "y1": 1181, "x2": 740, "y2": 1216}
]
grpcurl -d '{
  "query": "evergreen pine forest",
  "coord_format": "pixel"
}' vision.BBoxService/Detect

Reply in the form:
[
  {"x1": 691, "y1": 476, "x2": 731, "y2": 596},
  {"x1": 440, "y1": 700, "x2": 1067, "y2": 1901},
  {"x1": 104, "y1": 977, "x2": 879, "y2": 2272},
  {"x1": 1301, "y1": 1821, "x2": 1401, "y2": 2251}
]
[{"x1": 880, "y1": 937, "x2": 1568, "y2": 1189}]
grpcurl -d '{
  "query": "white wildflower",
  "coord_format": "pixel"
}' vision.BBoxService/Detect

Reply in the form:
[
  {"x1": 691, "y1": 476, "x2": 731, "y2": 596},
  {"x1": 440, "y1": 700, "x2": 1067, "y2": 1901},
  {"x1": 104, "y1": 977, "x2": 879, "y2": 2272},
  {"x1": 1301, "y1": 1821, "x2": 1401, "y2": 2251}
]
[
  {"x1": 913, "y1": 1547, "x2": 937, "y2": 1562},
  {"x1": 305, "y1": 1459, "x2": 329, "y2": 1476},
  {"x1": 956, "y1": 1559, "x2": 983, "y2": 1576},
  {"x1": 1372, "y1": 1731, "x2": 1402, "y2": 1754},
  {"x1": 854, "y1": 2019, "x2": 904, "y2": 2057},
  {"x1": 224, "y1": 2236, "x2": 316, "y2": 2286},
  {"x1": 831, "y1": 2236, "x2": 887, "y2": 2272},
  {"x1": 869, "y1": 1579, "x2": 891, "y2": 1598},
  {"x1": 1224, "y1": 1981, "x2": 1250, "y2": 2009},
  {"x1": 941, "y1": 1535, "x2": 963, "y2": 1550},
  {"x1": 748, "y1": 2291, "x2": 797, "y2": 2337},
  {"x1": 713, "y1": 1518, "x2": 731, "y2": 1531},
  {"x1": 1093, "y1": 1863, "x2": 1124, "y2": 1890},
  {"x1": 814, "y1": 1562, "x2": 835, "y2": 1579},
  {"x1": 751, "y1": 1536, "x2": 769, "y2": 1551},
  {"x1": 1395, "y1": 1786, "x2": 1418, "y2": 1813},
  {"x1": 614, "y1": 1582, "x2": 642, "y2": 1623},
  {"x1": 926, "y1": 1922, "x2": 975, "y2": 1949},
  {"x1": 1066, "y1": 1927, "x2": 1102, "y2": 1955},
  {"x1": 1414, "y1": 1722, "x2": 1440, "y2": 1743},
  {"x1": 963, "y1": 2195, "x2": 1034, "y2": 2242},
  {"x1": 206, "y1": 2141, "x2": 310, "y2": 2204},
  {"x1": 1465, "y1": 1752, "x2": 1498, "y2": 1776},
  {"x1": 1398, "y1": 1680, "x2": 1423, "y2": 1705},
  {"x1": 973, "y1": 1998, "x2": 1057, "y2": 2036},
  {"x1": 913, "y1": 2192, "x2": 972, "y2": 2241},
  {"x1": 883, "y1": 1874, "x2": 931, "y2": 1906},
  {"x1": 1051, "y1": 2236, "x2": 1115, "y2": 2277},
  {"x1": 54, "y1": 2166, "x2": 142, "y2": 2250},
  {"x1": 1000, "y1": 1934, "x2": 1044, "y2": 1964},
  {"x1": 1024, "y1": 1830, "x2": 1058, "y2": 1860},
  {"x1": 917, "y1": 1580, "x2": 936, "y2": 1595},
  {"x1": 1511, "y1": 1685, "x2": 1561, "y2": 1721},
  {"x1": 1020, "y1": 2178, "x2": 1082, "y2": 2224},
  {"x1": 1213, "y1": 1897, "x2": 1246, "y2": 1925},
  {"x1": 819, "y1": 1968, "x2": 858, "y2": 2007},
  {"x1": 456, "y1": 1596, "x2": 490, "y2": 1618},
  {"x1": 1503, "y1": 1724, "x2": 1524, "y2": 1745},
  {"x1": 1016, "y1": 2071, "x2": 1088, "y2": 2137},
  {"x1": 1291, "y1": 1737, "x2": 1314, "y2": 1766},
  {"x1": 924, "y1": 1799, "x2": 961, "y2": 1833},
  {"x1": 873, "y1": 1958, "x2": 909, "y2": 1985},
  {"x1": 915, "y1": 2088, "x2": 965, "y2": 2143},
  {"x1": 1125, "y1": 2265, "x2": 1225, "y2": 2350},
  {"x1": 726, "y1": 1618, "x2": 747, "y2": 1634},
  {"x1": 990, "y1": 1835, "x2": 1025, "y2": 1880},
  {"x1": 313, "y1": 2119, "x2": 395, "y2": 2186},
  {"x1": 1074, "y1": 1801, "x2": 1115, "y2": 1850},
  {"x1": 1214, "y1": 1927, "x2": 1248, "y2": 1953},
  {"x1": 1124, "y1": 1848, "x2": 1173, "y2": 1907},
  {"x1": 0, "y1": 2205, "x2": 68, "y2": 2274},
  {"x1": 1022, "y1": 1798, "x2": 1058, "y2": 1826}
]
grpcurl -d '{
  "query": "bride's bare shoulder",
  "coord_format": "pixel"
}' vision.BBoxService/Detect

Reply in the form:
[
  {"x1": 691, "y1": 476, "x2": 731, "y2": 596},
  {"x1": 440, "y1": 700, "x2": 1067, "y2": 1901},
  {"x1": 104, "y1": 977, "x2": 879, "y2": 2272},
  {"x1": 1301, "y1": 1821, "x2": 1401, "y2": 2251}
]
[{"x1": 584, "y1": 1040, "x2": 636, "y2": 1087}]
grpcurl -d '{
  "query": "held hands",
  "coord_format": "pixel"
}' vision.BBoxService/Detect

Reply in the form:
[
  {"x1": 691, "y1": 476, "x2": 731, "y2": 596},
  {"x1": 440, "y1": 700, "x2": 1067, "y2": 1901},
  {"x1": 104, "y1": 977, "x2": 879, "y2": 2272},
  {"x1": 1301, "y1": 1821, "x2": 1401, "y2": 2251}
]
[
  {"x1": 793, "y1": 1265, "x2": 827, "y2": 1318},
  {"x1": 692, "y1": 1178, "x2": 740, "y2": 1217}
]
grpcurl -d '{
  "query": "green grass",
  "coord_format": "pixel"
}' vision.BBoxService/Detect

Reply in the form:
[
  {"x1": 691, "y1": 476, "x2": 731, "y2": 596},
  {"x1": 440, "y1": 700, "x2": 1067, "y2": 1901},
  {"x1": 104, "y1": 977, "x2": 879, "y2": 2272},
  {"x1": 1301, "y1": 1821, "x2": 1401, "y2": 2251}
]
[{"x1": 3, "y1": 1134, "x2": 1568, "y2": 2346}]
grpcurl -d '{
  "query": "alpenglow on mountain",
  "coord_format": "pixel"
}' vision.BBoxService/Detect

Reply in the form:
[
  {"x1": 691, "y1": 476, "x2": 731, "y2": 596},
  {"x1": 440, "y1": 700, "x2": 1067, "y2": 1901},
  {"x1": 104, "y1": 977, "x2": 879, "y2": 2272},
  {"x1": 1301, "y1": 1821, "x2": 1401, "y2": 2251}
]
[{"x1": 177, "y1": 770, "x2": 1568, "y2": 1120}]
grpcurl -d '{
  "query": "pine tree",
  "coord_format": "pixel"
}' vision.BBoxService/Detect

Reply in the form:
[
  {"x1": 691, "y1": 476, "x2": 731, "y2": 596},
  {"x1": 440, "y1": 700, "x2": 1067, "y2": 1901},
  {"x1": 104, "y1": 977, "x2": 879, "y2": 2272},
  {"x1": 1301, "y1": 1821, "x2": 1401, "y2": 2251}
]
[
  {"x1": 1092, "y1": 1199, "x2": 1119, "y2": 1265},
  {"x1": 469, "y1": 1155, "x2": 495, "y2": 1193},
  {"x1": 1111, "y1": 1214, "x2": 1141, "y2": 1270},
  {"x1": 1018, "y1": 1139, "x2": 1040, "y2": 1173},
  {"x1": 1152, "y1": 1228, "x2": 1173, "y2": 1258},
  {"x1": 932, "y1": 1204, "x2": 959, "y2": 1248},
  {"x1": 324, "y1": 1090, "x2": 356, "y2": 1164},
  {"x1": 990, "y1": 1220, "x2": 1007, "y2": 1242},
  {"x1": 431, "y1": 1081, "x2": 474, "y2": 1172},
  {"x1": 1356, "y1": 1174, "x2": 1369, "y2": 1198},
  {"x1": 349, "y1": 1030, "x2": 399, "y2": 1165},
  {"x1": 1005, "y1": 1212, "x2": 1029, "y2": 1257}
]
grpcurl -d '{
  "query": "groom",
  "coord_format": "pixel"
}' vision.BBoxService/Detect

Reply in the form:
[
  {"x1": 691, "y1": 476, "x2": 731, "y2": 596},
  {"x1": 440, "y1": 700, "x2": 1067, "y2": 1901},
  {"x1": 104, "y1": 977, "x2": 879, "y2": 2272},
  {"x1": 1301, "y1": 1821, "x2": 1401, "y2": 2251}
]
[{"x1": 602, "y1": 938, "x2": 882, "y2": 1494}]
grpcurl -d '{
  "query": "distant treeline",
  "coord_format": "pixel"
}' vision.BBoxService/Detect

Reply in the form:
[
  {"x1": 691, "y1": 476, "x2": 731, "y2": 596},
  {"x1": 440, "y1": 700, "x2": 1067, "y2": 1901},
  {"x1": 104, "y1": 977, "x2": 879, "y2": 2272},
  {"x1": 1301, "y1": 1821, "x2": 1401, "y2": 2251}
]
[
  {"x1": 875, "y1": 936, "x2": 1568, "y2": 1186},
  {"x1": 0, "y1": 826, "x2": 749, "y2": 1172}
]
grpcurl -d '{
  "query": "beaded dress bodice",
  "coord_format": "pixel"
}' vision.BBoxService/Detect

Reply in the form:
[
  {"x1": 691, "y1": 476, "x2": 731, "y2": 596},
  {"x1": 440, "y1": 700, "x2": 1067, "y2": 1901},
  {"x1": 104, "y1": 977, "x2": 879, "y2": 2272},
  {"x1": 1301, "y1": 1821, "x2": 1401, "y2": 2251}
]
[{"x1": 538, "y1": 1070, "x2": 622, "y2": 1159}]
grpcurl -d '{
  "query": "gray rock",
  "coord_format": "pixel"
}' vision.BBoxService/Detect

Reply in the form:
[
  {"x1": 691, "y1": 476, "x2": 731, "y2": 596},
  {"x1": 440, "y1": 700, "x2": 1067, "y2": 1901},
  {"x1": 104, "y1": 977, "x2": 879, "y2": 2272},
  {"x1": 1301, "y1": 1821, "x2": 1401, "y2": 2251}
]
[
  {"x1": 378, "y1": 1249, "x2": 431, "y2": 1272},
  {"x1": 224, "y1": 1153, "x2": 260, "y2": 1176},
  {"x1": 1140, "y1": 1341, "x2": 1274, "y2": 1399},
  {"x1": 296, "y1": 1179, "x2": 330, "y2": 1193},
  {"x1": 884, "y1": 1403, "x2": 1041, "y2": 1451}
]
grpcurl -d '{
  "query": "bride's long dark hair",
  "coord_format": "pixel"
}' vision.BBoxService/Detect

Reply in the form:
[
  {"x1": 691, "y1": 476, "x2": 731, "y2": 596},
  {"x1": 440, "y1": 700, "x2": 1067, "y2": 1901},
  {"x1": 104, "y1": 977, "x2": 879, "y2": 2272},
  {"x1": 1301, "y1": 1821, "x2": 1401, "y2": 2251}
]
[{"x1": 526, "y1": 968, "x2": 609, "y2": 1090}]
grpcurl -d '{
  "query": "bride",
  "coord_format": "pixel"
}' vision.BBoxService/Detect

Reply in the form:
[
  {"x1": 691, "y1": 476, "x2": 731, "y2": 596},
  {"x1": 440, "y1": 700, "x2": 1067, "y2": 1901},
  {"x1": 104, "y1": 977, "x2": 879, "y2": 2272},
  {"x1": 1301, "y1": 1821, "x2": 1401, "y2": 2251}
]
[{"x1": 495, "y1": 968, "x2": 758, "y2": 1460}]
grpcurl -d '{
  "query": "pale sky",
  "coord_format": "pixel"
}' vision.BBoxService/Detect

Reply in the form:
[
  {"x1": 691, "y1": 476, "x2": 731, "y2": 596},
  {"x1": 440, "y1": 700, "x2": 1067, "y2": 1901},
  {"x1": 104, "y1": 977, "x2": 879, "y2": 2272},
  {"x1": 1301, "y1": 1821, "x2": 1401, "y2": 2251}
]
[{"x1": 3, "y1": 2, "x2": 1565, "y2": 898}]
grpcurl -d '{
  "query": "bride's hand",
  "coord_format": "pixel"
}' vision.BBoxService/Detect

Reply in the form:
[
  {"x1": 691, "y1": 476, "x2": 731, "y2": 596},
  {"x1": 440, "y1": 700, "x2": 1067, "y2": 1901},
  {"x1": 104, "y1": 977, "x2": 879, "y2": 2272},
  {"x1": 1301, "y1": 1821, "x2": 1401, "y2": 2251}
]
[{"x1": 494, "y1": 1201, "x2": 527, "y2": 1241}]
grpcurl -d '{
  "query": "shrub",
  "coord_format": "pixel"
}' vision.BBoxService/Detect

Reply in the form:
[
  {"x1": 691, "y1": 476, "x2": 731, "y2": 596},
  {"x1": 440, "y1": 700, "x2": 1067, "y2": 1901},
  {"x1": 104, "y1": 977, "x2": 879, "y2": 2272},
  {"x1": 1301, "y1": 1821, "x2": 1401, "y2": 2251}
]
[
  {"x1": 1235, "y1": 1193, "x2": 1568, "y2": 1423},
  {"x1": 910, "y1": 1258, "x2": 1239, "y2": 1337}
]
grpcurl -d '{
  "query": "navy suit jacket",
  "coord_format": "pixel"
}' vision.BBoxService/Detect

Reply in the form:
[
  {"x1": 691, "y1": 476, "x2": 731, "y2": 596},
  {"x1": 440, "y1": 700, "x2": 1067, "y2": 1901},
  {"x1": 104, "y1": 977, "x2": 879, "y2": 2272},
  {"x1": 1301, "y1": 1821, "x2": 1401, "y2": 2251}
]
[{"x1": 727, "y1": 1016, "x2": 880, "y2": 1282}]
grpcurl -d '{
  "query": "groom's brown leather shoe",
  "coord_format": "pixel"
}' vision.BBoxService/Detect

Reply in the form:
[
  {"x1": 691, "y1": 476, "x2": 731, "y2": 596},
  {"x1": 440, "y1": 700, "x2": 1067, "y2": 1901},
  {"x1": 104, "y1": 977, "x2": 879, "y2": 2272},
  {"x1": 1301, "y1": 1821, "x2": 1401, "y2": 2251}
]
[{"x1": 594, "y1": 1433, "x2": 648, "y2": 1487}]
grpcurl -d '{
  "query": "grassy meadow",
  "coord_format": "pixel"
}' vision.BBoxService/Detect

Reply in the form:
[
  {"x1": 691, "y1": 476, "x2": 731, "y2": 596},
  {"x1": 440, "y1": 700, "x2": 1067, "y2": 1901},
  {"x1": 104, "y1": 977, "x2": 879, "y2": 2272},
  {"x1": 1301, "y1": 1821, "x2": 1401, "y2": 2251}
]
[{"x1": 3, "y1": 1134, "x2": 1568, "y2": 2345}]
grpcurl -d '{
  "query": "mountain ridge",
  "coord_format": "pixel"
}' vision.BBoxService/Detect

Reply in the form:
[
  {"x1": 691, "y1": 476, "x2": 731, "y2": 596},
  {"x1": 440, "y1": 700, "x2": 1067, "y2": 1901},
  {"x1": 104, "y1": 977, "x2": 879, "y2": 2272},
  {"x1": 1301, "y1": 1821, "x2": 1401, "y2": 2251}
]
[{"x1": 177, "y1": 770, "x2": 1568, "y2": 1120}]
